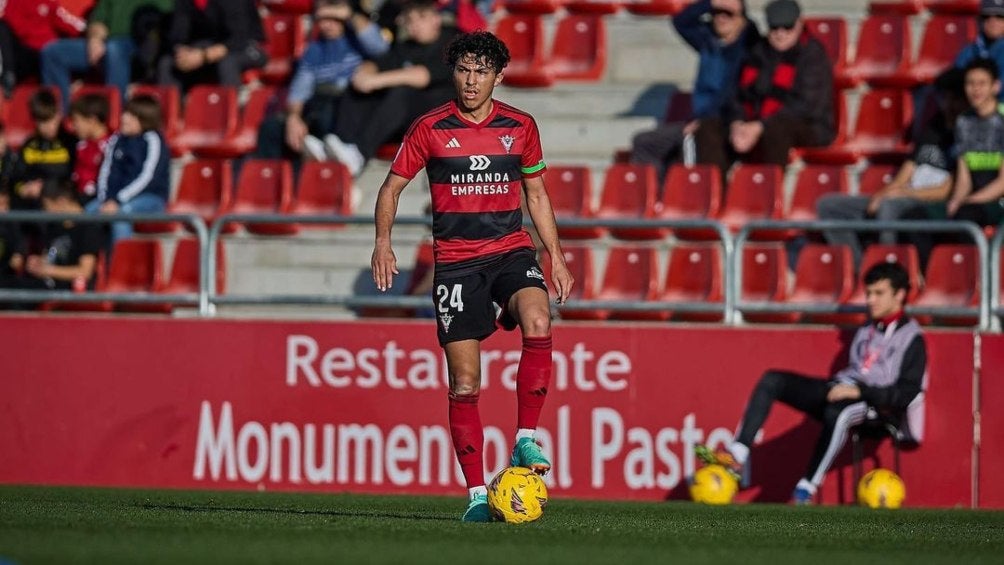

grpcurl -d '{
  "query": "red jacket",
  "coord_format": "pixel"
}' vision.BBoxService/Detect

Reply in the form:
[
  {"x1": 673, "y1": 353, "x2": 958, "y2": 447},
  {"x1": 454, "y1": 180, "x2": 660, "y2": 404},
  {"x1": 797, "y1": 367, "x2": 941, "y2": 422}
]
[{"x1": 0, "y1": 0, "x2": 86, "y2": 51}]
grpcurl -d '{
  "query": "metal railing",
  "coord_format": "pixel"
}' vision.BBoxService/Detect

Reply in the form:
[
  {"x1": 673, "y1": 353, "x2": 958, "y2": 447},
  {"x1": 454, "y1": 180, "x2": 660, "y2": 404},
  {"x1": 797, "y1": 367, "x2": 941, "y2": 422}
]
[
  {"x1": 734, "y1": 220, "x2": 992, "y2": 331},
  {"x1": 992, "y1": 227, "x2": 1004, "y2": 325},
  {"x1": 0, "y1": 211, "x2": 210, "y2": 315}
]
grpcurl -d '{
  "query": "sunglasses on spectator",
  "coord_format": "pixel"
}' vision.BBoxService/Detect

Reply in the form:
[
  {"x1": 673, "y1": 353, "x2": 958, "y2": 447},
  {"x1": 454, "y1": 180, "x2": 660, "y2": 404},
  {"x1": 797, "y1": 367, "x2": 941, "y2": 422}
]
[
  {"x1": 710, "y1": 8, "x2": 738, "y2": 17},
  {"x1": 769, "y1": 23, "x2": 796, "y2": 31}
]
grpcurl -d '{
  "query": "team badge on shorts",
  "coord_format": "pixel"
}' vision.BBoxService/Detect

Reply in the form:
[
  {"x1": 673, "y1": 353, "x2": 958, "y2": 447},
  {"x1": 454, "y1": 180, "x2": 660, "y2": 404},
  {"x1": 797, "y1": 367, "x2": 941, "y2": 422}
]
[
  {"x1": 526, "y1": 266, "x2": 544, "y2": 280},
  {"x1": 499, "y1": 134, "x2": 515, "y2": 154},
  {"x1": 439, "y1": 313, "x2": 454, "y2": 333}
]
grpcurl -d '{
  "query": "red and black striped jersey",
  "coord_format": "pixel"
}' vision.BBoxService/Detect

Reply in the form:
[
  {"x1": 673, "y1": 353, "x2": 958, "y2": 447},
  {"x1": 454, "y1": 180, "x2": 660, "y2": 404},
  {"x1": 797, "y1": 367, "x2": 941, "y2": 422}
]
[{"x1": 391, "y1": 99, "x2": 546, "y2": 274}]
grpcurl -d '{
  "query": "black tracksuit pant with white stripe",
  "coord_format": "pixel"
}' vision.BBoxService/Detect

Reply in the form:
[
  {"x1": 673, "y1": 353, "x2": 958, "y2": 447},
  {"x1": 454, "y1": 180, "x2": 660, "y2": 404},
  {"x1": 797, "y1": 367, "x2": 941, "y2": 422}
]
[{"x1": 734, "y1": 370, "x2": 868, "y2": 487}]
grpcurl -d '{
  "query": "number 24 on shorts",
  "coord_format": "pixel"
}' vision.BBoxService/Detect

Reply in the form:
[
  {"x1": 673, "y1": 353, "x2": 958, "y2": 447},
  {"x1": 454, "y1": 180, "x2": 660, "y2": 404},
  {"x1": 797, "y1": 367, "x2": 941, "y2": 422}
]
[{"x1": 437, "y1": 284, "x2": 465, "y2": 312}]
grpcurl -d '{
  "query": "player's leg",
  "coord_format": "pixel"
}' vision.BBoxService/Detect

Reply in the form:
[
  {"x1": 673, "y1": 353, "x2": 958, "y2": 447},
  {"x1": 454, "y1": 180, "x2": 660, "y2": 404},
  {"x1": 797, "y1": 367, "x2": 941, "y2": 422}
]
[
  {"x1": 793, "y1": 399, "x2": 868, "y2": 504},
  {"x1": 497, "y1": 256, "x2": 553, "y2": 475},
  {"x1": 445, "y1": 339, "x2": 492, "y2": 522}
]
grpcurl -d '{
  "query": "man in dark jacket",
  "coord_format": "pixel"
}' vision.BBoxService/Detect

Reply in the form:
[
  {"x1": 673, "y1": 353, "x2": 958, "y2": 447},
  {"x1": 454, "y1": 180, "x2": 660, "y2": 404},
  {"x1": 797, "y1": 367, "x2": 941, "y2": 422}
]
[
  {"x1": 695, "y1": 0, "x2": 834, "y2": 178},
  {"x1": 629, "y1": 0, "x2": 759, "y2": 181},
  {"x1": 157, "y1": 0, "x2": 267, "y2": 91}
]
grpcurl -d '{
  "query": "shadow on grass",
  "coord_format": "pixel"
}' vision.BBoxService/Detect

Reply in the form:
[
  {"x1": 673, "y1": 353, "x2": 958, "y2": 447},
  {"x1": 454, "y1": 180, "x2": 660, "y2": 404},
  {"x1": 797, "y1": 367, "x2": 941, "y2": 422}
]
[{"x1": 135, "y1": 502, "x2": 455, "y2": 522}]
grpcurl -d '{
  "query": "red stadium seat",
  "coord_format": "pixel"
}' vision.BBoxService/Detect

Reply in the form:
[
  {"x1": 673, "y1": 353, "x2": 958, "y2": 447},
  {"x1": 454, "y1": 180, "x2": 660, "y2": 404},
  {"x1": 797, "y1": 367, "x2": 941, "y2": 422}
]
[
  {"x1": 105, "y1": 239, "x2": 165, "y2": 313},
  {"x1": 889, "y1": 15, "x2": 977, "y2": 87},
  {"x1": 804, "y1": 17, "x2": 853, "y2": 89},
  {"x1": 858, "y1": 164, "x2": 899, "y2": 196},
  {"x1": 231, "y1": 159, "x2": 297, "y2": 235},
  {"x1": 789, "y1": 244, "x2": 855, "y2": 321},
  {"x1": 596, "y1": 163, "x2": 666, "y2": 240},
  {"x1": 129, "y1": 84, "x2": 181, "y2": 139},
  {"x1": 788, "y1": 165, "x2": 849, "y2": 221},
  {"x1": 548, "y1": 15, "x2": 606, "y2": 81},
  {"x1": 544, "y1": 165, "x2": 606, "y2": 239},
  {"x1": 492, "y1": 14, "x2": 554, "y2": 87},
  {"x1": 843, "y1": 15, "x2": 912, "y2": 87},
  {"x1": 260, "y1": 14, "x2": 306, "y2": 84},
  {"x1": 660, "y1": 242, "x2": 724, "y2": 322},
  {"x1": 655, "y1": 164, "x2": 722, "y2": 240},
  {"x1": 868, "y1": 0, "x2": 925, "y2": 14},
  {"x1": 717, "y1": 164, "x2": 784, "y2": 237},
  {"x1": 923, "y1": 0, "x2": 979, "y2": 14},
  {"x1": 807, "y1": 243, "x2": 921, "y2": 326},
  {"x1": 914, "y1": 244, "x2": 980, "y2": 325},
  {"x1": 502, "y1": 0, "x2": 566, "y2": 13},
  {"x1": 564, "y1": 0, "x2": 622, "y2": 14},
  {"x1": 70, "y1": 85, "x2": 121, "y2": 131},
  {"x1": 292, "y1": 161, "x2": 355, "y2": 225},
  {"x1": 198, "y1": 86, "x2": 278, "y2": 158},
  {"x1": 625, "y1": 0, "x2": 691, "y2": 16},
  {"x1": 154, "y1": 238, "x2": 227, "y2": 313},
  {"x1": 739, "y1": 244, "x2": 791, "y2": 323},
  {"x1": 597, "y1": 245, "x2": 662, "y2": 321},
  {"x1": 169, "y1": 159, "x2": 234, "y2": 233},
  {"x1": 4, "y1": 85, "x2": 61, "y2": 150},
  {"x1": 170, "y1": 85, "x2": 239, "y2": 157},
  {"x1": 799, "y1": 89, "x2": 912, "y2": 165}
]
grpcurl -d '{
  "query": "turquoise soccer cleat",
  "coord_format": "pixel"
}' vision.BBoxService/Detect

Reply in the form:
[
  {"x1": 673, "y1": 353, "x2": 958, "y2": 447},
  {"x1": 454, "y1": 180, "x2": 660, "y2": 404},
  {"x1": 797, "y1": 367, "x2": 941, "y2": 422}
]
[
  {"x1": 510, "y1": 437, "x2": 551, "y2": 476},
  {"x1": 461, "y1": 493, "x2": 492, "y2": 522}
]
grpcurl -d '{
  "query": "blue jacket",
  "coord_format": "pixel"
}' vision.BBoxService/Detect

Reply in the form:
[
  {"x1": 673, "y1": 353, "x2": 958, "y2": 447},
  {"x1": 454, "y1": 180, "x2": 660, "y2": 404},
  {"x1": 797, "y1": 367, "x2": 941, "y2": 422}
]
[
  {"x1": 96, "y1": 131, "x2": 170, "y2": 204},
  {"x1": 954, "y1": 33, "x2": 1004, "y2": 101},
  {"x1": 287, "y1": 23, "x2": 390, "y2": 105},
  {"x1": 673, "y1": 0, "x2": 760, "y2": 119}
]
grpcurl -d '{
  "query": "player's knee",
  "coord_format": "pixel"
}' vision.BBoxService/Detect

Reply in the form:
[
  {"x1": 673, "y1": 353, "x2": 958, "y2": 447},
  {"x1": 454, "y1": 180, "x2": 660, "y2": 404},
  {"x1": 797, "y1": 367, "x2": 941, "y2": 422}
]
[
  {"x1": 521, "y1": 311, "x2": 551, "y2": 337},
  {"x1": 451, "y1": 379, "x2": 480, "y2": 396}
]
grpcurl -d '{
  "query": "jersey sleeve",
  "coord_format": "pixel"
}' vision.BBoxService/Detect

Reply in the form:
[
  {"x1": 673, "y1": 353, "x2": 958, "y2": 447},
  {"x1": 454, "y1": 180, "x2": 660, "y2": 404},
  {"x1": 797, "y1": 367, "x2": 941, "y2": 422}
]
[
  {"x1": 389, "y1": 119, "x2": 431, "y2": 180},
  {"x1": 520, "y1": 116, "x2": 546, "y2": 178}
]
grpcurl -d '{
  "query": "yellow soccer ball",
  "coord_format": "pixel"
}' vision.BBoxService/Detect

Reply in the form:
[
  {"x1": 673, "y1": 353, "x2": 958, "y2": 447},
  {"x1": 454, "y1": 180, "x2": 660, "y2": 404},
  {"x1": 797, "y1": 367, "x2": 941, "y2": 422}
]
[
  {"x1": 487, "y1": 466, "x2": 548, "y2": 523},
  {"x1": 857, "y1": 468, "x2": 906, "y2": 509},
  {"x1": 690, "y1": 464, "x2": 739, "y2": 505}
]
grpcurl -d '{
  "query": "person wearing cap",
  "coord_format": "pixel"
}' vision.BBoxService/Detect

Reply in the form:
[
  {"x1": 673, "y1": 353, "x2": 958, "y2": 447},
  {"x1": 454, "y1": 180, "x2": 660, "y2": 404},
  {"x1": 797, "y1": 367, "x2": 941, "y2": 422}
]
[
  {"x1": 954, "y1": 0, "x2": 1004, "y2": 102},
  {"x1": 694, "y1": 0, "x2": 834, "y2": 179},
  {"x1": 628, "y1": 0, "x2": 760, "y2": 181}
]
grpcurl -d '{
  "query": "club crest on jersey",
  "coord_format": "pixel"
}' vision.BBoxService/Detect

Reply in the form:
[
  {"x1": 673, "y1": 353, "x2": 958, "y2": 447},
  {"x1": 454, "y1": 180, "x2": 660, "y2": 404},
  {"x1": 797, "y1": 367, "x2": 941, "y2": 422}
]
[
  {"x1": 526, "y1": 267, "x2": 544, "y2": 280},
  {"x1": 499, "y1": 134, "x2": 515, "y2": 154},
  {"x1": 439, "y1": 313, "x2": 454, "y2": 333}
]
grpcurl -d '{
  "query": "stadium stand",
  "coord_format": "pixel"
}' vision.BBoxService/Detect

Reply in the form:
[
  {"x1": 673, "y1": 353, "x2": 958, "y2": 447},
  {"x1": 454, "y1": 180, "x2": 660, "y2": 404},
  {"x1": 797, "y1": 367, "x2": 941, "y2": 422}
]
[
  {"x1": 660, "y1": 242, "x2": 724, "y2": 322},
  {"x1": 548, "y1": 14, "x2": 607, "y2": 81},
  {"x1": 104, "y1": 239, "x2": 164, "y2": 313},
  {"x1": 717, "y1": 164, "x2": 785, "y2": 237},
  {"x1": 260, "y1": 13, "x2": 306, "y2": 85},
  {"x1": 914, "y1": 244, "x2": 980, "y2": 325},
  {"x1": 545, "y1": 165, "x2": 607, "y2": 240},
  {"x1": 230, "y1": 159, "x2": 297, "y2": 235},
  {"x1": 169, "y1": 85, "x2": 239, "y2": 157},
  {"x1": 842, "y1": 14, "x2": 912, "y2": 87},
  {"x1": 155, "y1": 238, "x2": 226, "y2": 314},
  {"x1": 70, "y1": 85, "x2": 121, "y2": 131},
  {"x1": 738, "y1": 243, "x2": 791, "y2": 323},
  {"x1": 787, "y1": 165, "x2": 849, "y2": 222},
  {"x1": 595, "y1": 163, "x2": 665, "y2": 240},
  {"x1": 655, "y1": 163, "x2": 722, "y2": 240},
  {"x1": 492, "y1": 14, "x2": 555, "y2": 87},
  {"x1": 291, "y1": 161, "x2": 355, "y2": 225}
]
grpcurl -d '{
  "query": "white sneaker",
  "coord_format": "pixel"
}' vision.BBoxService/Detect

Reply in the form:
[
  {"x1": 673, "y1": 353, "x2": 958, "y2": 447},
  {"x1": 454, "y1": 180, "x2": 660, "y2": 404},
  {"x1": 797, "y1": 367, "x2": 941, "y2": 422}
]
[
  {"x1": 302, "y1": 135, "x2": 327, "y2": 162},
  {"x1": 324, "y1": 134, "x2": 365, "y2": 177}
]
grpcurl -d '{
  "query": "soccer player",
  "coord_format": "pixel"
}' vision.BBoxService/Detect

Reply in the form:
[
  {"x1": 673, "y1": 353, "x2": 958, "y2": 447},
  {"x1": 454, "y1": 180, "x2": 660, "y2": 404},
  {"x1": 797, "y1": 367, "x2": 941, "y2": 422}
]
[
  {"x1": 699, "y1": 261, "x2": 927, "y2": 504},
  {"x1": 371, "y1": 31, "x2": 574, "y2": 522}
]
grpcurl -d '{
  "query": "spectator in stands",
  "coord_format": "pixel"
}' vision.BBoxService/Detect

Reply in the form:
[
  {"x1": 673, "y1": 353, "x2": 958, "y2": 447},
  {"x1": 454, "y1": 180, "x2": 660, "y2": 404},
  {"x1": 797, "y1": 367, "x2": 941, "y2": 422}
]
[
  {"x1": 0, "y1": 190, "x2": 26, "y2": 290},
  {"x1": 40, "y1": 0, "x2": 174, "y2": 113},
  {"x1": 699, "y1": 261, "x2": 926, "y2": 505},
  {"x1": 321, "y1": 0, "x2": 459, "y2": 176},
  {"x1": 69, "y1": 94, "x2": 112, "y2": 207},
  {"x1": 694, "y1": 0, "x2": 834, "y2": 180},
  {"x1": 255, "y1": 0, "x2": 390, "y2": 161},
  {"x1": 157, "y1": 0, "x2": 267, "y2": 92},
  {"x1": 0, "y1": 0, "x2": 85, "y2": 96},
  {"x1": 629, "y1": 0, "x2": 759, "y2": 182},
  {"x1": 89, "y1": 94, "x2": 169, "y2": 245},
  {"x1": 910, "y1": 58, "x2": 1004, "y2": 266},
  {"x1": 954, "y1": 0, "x2": 1004, "y2": 102},
  {"x1": 817, "y1": 117, "x2": 955, "y2": 271},
  {"x1": 8, "y1": 90, "x2": 77, "y2": 215},
  {"x1": 16, "y1": 178, "x2": 103, "y2": 294}
]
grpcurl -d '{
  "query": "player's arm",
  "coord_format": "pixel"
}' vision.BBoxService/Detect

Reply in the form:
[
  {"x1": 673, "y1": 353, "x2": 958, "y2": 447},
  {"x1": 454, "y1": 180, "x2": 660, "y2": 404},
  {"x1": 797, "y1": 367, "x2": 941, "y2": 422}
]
[
  {"x1": 372, "y1": 172, "x2": 411, "y2": 291},
  {"x1": 523, "y1": 175, "x2": 573, "y2": 304}
]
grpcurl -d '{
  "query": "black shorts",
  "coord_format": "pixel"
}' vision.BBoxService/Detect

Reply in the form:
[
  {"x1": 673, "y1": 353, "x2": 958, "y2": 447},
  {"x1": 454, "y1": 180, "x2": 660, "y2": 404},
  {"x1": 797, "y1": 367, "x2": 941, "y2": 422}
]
[{"x1": 432, "y1": 250, "x2": 548, "y2": 345}]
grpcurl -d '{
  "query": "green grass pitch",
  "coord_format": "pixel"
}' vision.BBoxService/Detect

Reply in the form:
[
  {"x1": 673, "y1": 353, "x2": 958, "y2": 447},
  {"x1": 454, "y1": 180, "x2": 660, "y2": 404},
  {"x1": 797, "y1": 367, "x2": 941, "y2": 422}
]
[{"x1": 1, "y1": 486, "x2": 1002, "y2": 565}]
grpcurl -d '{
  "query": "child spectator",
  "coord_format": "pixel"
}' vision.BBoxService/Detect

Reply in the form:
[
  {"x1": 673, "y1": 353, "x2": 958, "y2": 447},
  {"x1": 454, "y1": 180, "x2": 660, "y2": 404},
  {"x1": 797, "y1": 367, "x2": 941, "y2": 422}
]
[
  {"x1": 256, "y1": 0, "x2": 390, "y2": 161},
  {"x1": 90, "y1": 94, "x2": 169, "y2": 245},
  {"x1": 19, "y1": 178, "x2": 102, "y2": 292},
  {"x1": 9, "y1": 89, "x2": 77, "y2": 213},
  {"x1": 69, "y1": 94, "x2": 112, "y2": 206}
]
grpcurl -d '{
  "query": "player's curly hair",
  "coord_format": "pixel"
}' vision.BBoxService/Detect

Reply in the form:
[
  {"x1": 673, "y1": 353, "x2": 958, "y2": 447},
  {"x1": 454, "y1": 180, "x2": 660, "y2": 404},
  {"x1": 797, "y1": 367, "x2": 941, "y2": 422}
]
[{"x1": 445, "y1": 31, "x2": 511, "y2": 74}]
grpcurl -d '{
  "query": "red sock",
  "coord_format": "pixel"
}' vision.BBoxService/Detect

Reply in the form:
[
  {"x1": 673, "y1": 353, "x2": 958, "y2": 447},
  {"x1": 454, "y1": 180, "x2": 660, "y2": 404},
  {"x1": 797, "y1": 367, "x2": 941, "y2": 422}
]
[
  {"x1": 516, "y1": 336, "x2": 552, "y2": 430},
  {"x1": 448, "y1": 391, "x2": 484, "y2": 488}
]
